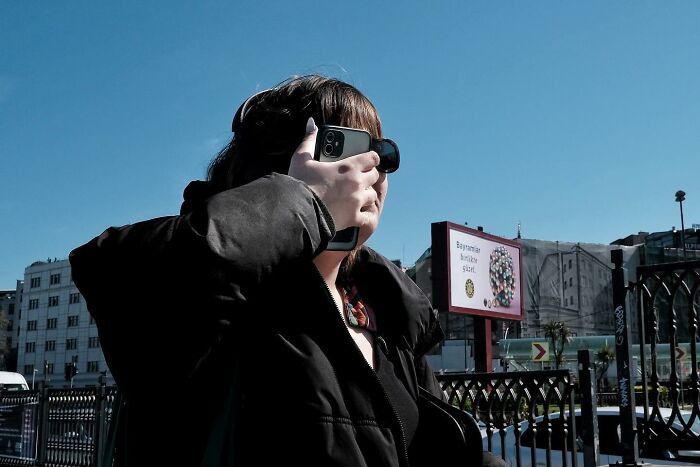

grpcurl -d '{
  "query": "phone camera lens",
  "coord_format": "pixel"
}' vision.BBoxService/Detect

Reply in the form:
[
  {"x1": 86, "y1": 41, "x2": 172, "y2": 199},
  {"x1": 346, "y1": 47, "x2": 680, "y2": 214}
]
[
  {"x1": 324, "y1": 143, "x2": 334, "y2": 155},
  {"x1": 325, "y1": 131, "x2": 335, "y2": 143}
]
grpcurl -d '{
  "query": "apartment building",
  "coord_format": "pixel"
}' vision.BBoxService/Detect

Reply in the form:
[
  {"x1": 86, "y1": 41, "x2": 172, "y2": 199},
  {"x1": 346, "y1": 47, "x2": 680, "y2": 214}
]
[
  {"x1": 16, "y1": 258, "x2": 113, "y2": 388},
  {"x1": 0, "y1": 289, "x2": 18, "y2": 370}
]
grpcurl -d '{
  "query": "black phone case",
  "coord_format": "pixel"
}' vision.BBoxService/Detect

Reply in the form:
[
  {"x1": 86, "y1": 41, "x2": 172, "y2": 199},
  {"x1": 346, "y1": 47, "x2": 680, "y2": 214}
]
[{"x1": 314, "y1": 125, "x2": 371, "y2": 251}]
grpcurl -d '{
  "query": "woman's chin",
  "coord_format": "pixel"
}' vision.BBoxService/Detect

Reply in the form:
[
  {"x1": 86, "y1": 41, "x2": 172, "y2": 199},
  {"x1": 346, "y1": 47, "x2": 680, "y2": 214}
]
[{"x1": 357, "y1": 223, "x2": 379, "y2": 246}]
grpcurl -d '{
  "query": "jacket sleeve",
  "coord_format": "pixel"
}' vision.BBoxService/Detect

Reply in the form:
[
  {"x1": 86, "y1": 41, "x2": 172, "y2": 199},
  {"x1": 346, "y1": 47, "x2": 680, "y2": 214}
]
[{"x1": 69, "y1": 173, "x2": 334, "y2": 391}]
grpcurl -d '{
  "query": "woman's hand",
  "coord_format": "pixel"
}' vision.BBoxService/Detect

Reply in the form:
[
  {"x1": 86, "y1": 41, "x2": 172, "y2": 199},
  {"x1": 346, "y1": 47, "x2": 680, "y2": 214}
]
[{"x1": 288, "y1": 118, "x2": 380, "y2": 232}]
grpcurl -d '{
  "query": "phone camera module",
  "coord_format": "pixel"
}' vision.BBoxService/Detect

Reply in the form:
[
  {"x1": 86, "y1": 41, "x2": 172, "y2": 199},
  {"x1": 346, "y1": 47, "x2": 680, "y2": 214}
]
[{"x1": 319, "y1": 127, "x2": 345, "y2": 158}]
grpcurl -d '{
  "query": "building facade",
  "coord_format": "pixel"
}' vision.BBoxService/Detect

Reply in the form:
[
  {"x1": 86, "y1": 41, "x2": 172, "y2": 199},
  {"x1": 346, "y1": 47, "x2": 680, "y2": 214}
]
[
  {"x1": 16, "y1": 259, "x2": 113, "y2": 388},
  {"x1": 0, "y1": 289, "x2": 18, "y2": 370},
  {"x1": 613, "y1": 227, "x2": 700, "y2": 264}
]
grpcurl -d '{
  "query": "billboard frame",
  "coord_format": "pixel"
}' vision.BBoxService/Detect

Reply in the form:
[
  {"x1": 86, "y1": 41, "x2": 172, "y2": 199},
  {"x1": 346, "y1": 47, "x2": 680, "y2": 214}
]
[{"x1": 431, "y1": 221, "x2": 524, "y2": 321}]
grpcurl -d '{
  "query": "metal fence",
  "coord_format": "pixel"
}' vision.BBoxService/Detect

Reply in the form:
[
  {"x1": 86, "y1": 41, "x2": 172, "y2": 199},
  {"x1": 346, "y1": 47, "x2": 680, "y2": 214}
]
[
  {"x1": 634, "y1": 259, "x2": 700, "y2": 455},
  {"x1": 0, "y1": 385, "x2": 118, "y2": 467},
  {"x1": 437, "y1": 369, "x2": 579, "y2": 467}
]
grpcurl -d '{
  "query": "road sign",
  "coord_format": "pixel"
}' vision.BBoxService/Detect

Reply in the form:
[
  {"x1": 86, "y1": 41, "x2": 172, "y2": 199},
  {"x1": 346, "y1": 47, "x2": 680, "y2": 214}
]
[
  {"x1": 676, "y1": 346, "x2": 687, "y2": 360},
  {"x1": 532, "y1": 342, "x2": 550, "y2": 362}
]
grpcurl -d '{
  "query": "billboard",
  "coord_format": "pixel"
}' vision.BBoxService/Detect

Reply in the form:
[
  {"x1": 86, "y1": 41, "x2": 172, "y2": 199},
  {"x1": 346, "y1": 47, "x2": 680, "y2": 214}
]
[{"x1": 431, "y1": 222, "x2": 524, "y2": 320}]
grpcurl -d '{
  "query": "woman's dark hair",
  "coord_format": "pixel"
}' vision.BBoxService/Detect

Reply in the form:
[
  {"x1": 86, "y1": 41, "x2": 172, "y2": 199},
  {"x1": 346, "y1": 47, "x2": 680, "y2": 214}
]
[{"x1": 207, "y1": 75, "x2": 382, "y2": 191}]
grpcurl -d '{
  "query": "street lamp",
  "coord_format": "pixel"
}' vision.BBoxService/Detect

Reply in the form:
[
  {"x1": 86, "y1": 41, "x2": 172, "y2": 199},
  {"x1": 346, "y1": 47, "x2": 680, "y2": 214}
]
[{"x1": 675, "y1": 190, "x2": 687, "y2": 259}]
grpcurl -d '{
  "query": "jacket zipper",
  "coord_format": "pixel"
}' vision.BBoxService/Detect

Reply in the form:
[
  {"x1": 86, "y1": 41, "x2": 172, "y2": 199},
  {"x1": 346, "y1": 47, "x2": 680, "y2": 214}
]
[{"x1": 315, "y1": 269, "x2": 410, "y2": 467}]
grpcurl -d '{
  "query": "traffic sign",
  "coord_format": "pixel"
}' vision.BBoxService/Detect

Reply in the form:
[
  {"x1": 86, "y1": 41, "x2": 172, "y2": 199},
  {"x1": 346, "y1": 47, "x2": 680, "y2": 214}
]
[
  {"x1": 676, "y1": 346, "x2": 687, "y2": 360},
  {"x1": 532, "y1": 342, "x2": 550, "y2": 362}
]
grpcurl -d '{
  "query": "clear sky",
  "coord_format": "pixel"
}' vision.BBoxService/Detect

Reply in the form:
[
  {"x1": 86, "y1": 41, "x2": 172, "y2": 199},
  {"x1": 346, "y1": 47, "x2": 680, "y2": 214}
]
[{"x1": 2, "y1": 1, "x2": 699, "y2": 290}]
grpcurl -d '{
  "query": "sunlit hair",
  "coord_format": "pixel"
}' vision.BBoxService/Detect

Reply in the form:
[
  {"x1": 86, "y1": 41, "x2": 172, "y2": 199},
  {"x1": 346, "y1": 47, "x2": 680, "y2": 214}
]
[{"x1": 207, "y1": 74, "x2": 382, "y2": 191}]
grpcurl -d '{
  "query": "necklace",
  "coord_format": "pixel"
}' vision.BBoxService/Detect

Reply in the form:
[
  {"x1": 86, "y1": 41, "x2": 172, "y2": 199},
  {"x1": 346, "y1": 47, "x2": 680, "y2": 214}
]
[{"x1": 339, "y1": 284, "x2": 377, "y2": 332}]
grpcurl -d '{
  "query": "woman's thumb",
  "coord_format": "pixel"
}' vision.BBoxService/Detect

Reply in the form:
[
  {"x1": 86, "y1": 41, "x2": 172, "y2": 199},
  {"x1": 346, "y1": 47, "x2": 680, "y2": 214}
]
[
  {"x1": 293, "y1": 117, "x2": 318, "y2": 160},
  {"x1": 306, "y1": 116, "x2": 317, "y2": 135}
]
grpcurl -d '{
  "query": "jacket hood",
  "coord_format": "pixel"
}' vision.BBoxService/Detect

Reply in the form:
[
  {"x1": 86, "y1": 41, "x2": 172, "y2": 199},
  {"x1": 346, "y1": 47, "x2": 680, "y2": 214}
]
[
  {"x1": 353, "y1": 247, "x2": 444, "y2": 357},
  {"x1": 180, "y1": 180, "x2": 218, "y2": 215}
]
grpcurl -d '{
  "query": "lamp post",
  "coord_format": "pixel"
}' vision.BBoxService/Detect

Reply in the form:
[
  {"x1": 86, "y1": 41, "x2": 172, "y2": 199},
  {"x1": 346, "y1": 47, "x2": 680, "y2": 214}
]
[{"x1": 675, "y1": 190, "x2": 687, "y2": 259}]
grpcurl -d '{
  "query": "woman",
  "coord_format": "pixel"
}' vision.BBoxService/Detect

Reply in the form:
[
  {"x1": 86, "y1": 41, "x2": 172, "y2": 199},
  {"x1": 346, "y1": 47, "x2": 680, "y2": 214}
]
[{"x1": 70, "y1": 75, "x2": 498, "y2": 466}]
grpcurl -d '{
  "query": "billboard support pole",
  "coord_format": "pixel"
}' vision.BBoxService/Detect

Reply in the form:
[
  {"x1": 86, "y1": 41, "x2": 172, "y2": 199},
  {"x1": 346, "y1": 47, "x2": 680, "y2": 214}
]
[{"x1": 474, "y1": 317, "x2": 492, "y2": 372}]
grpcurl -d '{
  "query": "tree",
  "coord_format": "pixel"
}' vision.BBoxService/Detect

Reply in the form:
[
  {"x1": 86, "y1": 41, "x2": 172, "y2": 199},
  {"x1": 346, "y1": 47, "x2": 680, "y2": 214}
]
[
  {"x1": 543, "y1": 320, "x2": 573, "y2": 369},
  {"x1": 595, "y1": 345, "x2": 615, "y2": 393}
]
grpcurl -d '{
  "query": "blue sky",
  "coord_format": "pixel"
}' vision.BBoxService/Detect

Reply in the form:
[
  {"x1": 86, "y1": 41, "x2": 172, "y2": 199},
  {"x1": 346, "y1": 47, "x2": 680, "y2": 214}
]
[{"x1": 2, "y1": 1, "x2": 699, "y2": 289}]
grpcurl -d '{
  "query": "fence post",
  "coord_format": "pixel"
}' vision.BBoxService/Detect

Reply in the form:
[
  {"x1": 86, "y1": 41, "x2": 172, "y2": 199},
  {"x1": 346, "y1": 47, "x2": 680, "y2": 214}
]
[
  {"x1": 578, "y1": 350, "x2": 600, "y2": 467},
  {"x1": 611, "y1": 249, "x2": 648, "y2": 467},
  {"x1": 36, "y1": 382, "x2": 49, "y2": 466},
  {"x1": 94, "y1": 379, "x2": 108, "y2": 467}
]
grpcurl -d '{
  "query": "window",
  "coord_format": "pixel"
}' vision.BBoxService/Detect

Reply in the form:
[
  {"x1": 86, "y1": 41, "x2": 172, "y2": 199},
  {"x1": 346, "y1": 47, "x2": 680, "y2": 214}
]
[
  {"x1": 88, "y1": 337, "x2": 100, "y2": 348},
  {"x1": 87, "y1": 361, "x2": 99, "y2": 373},
  {"x1": 48, "y1": 296, "x2": 59, "y2": 307},
  {"x1": 563, "y1": 263, "x2": 566, "y2": 273},
  {"x1": 66, "y1": 338, "x2": 77, "y2": 350},
  {"x1": 69, "y1": 293, "x2": 80, "y2": 304},
  {"x1": 47, "y1": 318, "x2": 57, "y2": 329},
  {"x1": 25, "y1": 342, "x2": 35, "y2": 353},
  {"x1": 45, "y1": 363, "x2": 54, "y2": 375},
  {"x1": 30, "y1": 277, "x2": 41, "y2": 288},
  {"x1": 8, "y1": 303, "x2": 14, "y2": 315},
  {"x1": 45, "y1": 340, "x2": 56, "y2": 352},
  {"x1": 6, "y1": 321, "x2": 12, "y2": 331},
  {"x1": 24, "y1": 364, "x2": 34, "y2": 374},
  {"x1": 570, "y1": 296, "x2": 575, "y2": 305},
  {"x1": 27, "y1": 320, "x2": 37, "y2": 331},
  {"x1": 67, "y1": 315, "x2": 79, "y2": 327},
  {"x1": 569, "y1": 277, "x2": 573, "y2": 287},
  {"x1": 28, "y1": 299, "x2": 39, "y2": 310},
  {"x1": 565, "y1": 297, "x2": 568, "y2": 306},
  {"x1": 569, "y1": 259, "x2": 572, "y2": 269},
  {"x1": 50, "y1": 273, "x2": 61, "y2": 285},
  {"x1": 563, "y1": 281, "x2": 567, "y2": 290}
]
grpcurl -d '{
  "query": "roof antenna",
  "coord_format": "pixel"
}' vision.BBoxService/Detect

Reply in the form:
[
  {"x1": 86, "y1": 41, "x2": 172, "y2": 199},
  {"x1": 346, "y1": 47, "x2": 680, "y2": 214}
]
[{"x1": 517, "y1": 222, "x2": 522, "y2": 239}]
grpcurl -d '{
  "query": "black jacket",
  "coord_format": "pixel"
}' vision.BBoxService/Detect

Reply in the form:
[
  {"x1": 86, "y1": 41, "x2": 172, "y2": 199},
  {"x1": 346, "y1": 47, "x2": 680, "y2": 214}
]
[{"x1": 70, "y1": 173, "x2": 444, "y2": 466}]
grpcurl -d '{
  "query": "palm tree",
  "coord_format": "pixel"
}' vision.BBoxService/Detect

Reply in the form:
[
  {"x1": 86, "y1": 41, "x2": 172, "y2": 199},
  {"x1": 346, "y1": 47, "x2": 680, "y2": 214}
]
[
  {"x1": 543, "y1": 320, "x2": 573, "y2": 369},
  {"x1": 595, "y1": 345, "x2": 615, "y2": 393}
]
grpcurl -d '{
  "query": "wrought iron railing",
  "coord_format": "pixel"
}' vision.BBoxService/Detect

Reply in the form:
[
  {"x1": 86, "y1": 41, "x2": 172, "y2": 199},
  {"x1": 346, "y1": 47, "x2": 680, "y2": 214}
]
[
  {"x1": 634, "y1": 259, "x2": 700, "y2": 454},
  {"x1": 437, "y1": 369, "x2": 578, "y2": 467},
  {"x1": 0, "y1": 385, "x2": 118, "y2": 467}
]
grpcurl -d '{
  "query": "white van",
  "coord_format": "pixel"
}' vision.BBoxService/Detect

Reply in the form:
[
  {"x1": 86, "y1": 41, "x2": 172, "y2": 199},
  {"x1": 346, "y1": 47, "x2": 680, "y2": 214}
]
[{"x1": 0, "y1": 371, "x2": 30, "y2": 390}]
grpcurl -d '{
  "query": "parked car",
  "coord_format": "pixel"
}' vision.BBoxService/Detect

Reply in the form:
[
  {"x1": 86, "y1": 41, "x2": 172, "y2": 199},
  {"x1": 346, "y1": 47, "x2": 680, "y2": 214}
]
[
  {"x1": 482, "y1": 406, "x2": 700, "y2": 466},
  {"x1": 0, "y1": 371, "x2": 29, "y2": 391}
]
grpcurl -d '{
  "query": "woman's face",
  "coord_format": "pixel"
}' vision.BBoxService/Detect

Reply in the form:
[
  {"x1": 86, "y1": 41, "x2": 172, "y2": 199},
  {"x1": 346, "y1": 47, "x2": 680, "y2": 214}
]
[{"x1": 357, "y1": 168, "x2": 388, "y2": 246}]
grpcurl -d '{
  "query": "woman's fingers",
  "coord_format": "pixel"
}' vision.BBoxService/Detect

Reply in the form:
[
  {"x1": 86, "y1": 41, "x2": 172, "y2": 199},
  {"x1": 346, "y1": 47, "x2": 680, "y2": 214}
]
[{"x1": 287, "y1": 123, "x2": 382, "y2": 231}]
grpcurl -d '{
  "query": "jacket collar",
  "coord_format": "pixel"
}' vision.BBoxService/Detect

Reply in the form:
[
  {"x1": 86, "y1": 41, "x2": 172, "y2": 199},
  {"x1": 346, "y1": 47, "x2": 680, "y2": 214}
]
[{"x1": 352, "y1": 247, "x2": 444, "y2": 357}]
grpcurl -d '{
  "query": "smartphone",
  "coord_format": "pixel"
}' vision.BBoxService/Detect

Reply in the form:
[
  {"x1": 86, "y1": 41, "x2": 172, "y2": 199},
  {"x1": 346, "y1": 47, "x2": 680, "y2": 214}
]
[{"x1": 314, "y1": 125, "x2": 371, "y2": 251}]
